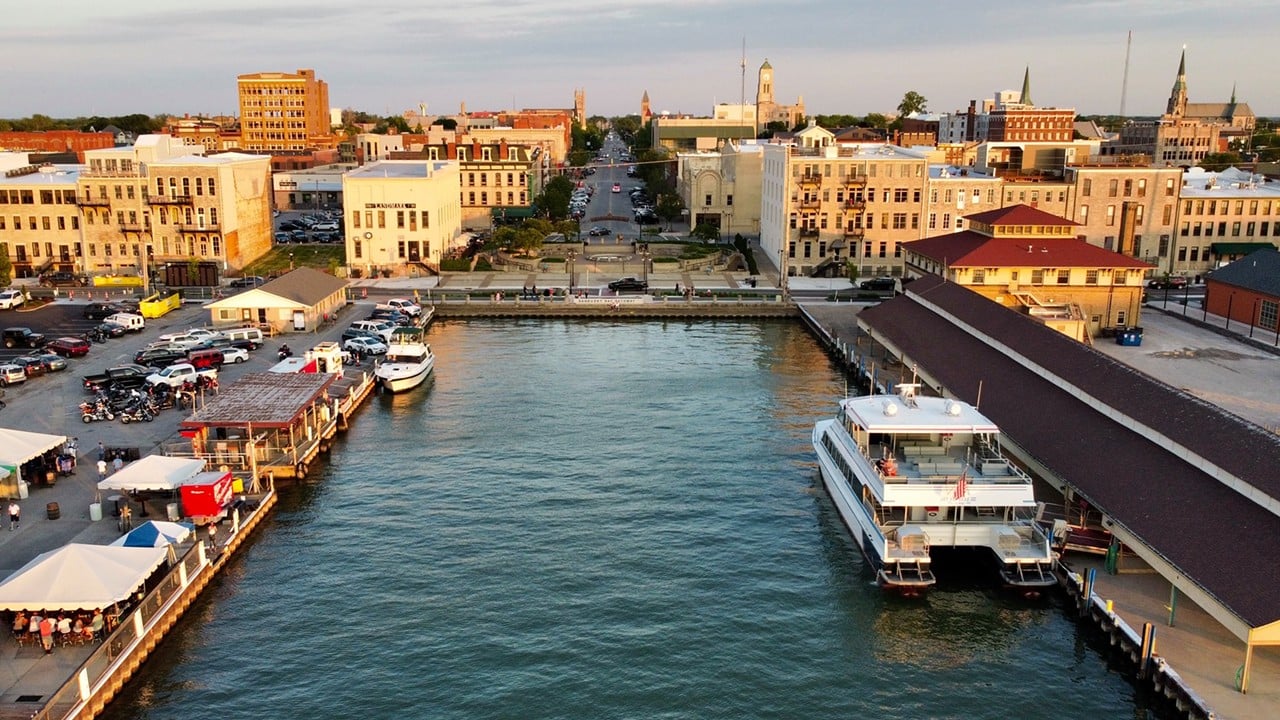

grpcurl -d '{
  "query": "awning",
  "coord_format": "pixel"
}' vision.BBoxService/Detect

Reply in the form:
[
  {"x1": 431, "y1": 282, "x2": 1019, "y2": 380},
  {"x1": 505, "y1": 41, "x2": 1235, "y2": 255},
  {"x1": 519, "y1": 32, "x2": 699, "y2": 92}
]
[
  {"x1": 97, "y1": 455, "x2": 207, "y2": 493},
  {"x1": 0, "y1": 544, "x2": 169, "y2": 612},
  {"x1": 491, "y1": 206, "x2": 535, "y2": 219},
  {"x1": 1211, "y1": 242, "x2": 1276, "y2": 256},
  {"x1": 0, "y1": 428, "x2": 68, "y2": 466}
]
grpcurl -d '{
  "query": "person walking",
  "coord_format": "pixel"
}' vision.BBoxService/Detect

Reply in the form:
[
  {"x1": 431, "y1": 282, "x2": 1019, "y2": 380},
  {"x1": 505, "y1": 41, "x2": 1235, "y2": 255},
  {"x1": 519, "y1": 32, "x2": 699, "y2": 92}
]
[
  {"x1": 112, "y1": 454, "x2": 124, "y2": 475},
  {"x1": 97, "y1": 458, "x2": 108, "y2": 481},
  {"x1": 97, "y1": 441, "x2": 106, "y2": 462},
  {"x1": 7, "y1": 499, "x2": 18, "y2": 530}
]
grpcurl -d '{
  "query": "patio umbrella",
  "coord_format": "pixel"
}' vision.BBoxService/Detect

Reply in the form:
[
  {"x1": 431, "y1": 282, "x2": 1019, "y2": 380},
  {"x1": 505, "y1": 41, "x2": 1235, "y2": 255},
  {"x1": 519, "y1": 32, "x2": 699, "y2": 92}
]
[{"x1": 110, "y1": 520, "x2": 195, "y2": 548}]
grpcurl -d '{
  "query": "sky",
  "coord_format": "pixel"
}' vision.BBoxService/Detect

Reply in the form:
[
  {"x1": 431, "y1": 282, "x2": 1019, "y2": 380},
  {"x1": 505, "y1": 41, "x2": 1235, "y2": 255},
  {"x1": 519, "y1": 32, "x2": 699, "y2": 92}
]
[{"x1": 4, "y1": 0, "x2": 1279, "y2": 121}]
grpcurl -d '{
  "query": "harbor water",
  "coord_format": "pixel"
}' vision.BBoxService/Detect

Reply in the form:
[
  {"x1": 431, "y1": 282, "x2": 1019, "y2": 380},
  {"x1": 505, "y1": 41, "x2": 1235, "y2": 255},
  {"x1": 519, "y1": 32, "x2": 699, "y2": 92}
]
[{"x1": 101, "y1": 320, "x2": 1158, "y2": 719}]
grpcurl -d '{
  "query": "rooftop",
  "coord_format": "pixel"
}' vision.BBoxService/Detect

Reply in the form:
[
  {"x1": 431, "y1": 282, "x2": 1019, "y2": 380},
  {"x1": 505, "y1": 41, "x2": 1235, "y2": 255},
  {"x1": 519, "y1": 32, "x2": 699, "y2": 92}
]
[
  {"x1": 346, "y1": 160, "x2": 451, "y2": 179},
  {"x1": 182, "y1": 372, "x2": 334, "y2": 428}
]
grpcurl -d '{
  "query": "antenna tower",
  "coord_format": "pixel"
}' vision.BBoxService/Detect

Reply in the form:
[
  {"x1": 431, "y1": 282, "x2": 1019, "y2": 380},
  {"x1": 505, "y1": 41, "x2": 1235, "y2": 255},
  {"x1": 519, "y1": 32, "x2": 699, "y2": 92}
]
[
  {"x1": 740, "y1": 37, "x2": 748, "y2": 141},
  {"x1": 1119, "y1": 30, "x2": 1132, "y2": 117}
]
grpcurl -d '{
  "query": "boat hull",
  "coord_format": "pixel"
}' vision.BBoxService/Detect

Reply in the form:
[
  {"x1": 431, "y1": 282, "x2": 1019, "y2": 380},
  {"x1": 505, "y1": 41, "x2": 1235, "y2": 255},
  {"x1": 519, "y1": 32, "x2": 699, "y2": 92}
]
[{"x1": 376, "y1": 359, "x2": 434, "y2": 393}]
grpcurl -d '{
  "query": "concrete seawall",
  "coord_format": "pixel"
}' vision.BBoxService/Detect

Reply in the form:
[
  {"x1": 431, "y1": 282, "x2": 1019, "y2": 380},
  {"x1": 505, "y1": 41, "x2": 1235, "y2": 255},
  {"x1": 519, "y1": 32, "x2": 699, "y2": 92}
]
[{"x1": 430, "y1": 296, "x2": 798, "y2": 320}]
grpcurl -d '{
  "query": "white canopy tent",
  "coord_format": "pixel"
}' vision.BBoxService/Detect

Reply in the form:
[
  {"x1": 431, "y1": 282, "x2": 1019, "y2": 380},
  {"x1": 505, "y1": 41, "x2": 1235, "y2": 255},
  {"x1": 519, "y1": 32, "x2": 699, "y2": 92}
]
[
  {"x1": 0, "y1": 427, "x2": 67, "y2": 495},
  {"x1": 0, "y1": 543, "x2": 169, "y2": 612},
  {"x1": 96, "y1": 456, "x2": 207, "y2": 493}
]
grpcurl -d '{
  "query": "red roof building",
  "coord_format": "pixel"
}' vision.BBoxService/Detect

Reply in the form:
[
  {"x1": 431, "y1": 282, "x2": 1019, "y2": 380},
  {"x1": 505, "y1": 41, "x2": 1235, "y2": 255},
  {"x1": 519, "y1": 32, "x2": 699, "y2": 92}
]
[{"x1": 903, "y1": 204, "x2": 1152, "y2": 342}]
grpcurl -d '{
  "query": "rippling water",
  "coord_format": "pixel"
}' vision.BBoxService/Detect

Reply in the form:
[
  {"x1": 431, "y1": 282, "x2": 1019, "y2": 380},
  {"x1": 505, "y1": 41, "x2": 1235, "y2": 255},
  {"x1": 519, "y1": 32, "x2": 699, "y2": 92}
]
[{"x1": 102, "y1": 320, "x2": 1155, "y2": 719}]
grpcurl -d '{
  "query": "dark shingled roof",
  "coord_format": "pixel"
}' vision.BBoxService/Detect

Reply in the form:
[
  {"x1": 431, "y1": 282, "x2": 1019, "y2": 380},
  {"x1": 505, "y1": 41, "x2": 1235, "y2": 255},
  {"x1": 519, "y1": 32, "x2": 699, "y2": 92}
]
[
  {"x1": 260, "y1": 267, "x2": 348, "y2": 307},
  {"x1": 859, "y1": 275, "x2": 1280, "y2": 629},
  {"x1": 182, "y1": 372, "x2": 335, "y2": 428},
  {"x1": 1205, "y1": 247, "x2": 1280, "y2": 298}
]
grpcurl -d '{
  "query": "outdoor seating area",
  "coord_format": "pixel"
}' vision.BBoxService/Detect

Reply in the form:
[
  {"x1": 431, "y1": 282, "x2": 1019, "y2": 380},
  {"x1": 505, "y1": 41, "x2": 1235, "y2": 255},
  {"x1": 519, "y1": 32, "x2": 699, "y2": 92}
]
[{"x1": 9, "y1": 608, "x2": 113, "y2": 653}]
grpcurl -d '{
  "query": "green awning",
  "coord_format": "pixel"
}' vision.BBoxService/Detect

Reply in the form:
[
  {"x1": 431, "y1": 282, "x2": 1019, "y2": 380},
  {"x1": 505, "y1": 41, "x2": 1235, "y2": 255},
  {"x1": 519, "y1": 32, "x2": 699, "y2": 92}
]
[
  {"x1": 1211, "y1": 242, "x2": 1276, "y2": 256},
  {"x1": 491, "y1": 207, "x2": 535, "y2": 219}
]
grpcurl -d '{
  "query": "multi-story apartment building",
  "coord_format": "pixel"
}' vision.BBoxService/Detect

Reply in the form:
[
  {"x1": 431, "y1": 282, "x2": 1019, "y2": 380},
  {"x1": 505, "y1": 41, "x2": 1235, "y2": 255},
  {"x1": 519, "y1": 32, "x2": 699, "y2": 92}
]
[
  {"x1": 1175, "y1": 167, "x2": 1280, "y2": 278},
  {"x1": 342, "y1": 160, "x2": 462, "y2": 275},
  {"x1": 391, "y1": 139, "x2": 545, "y2": 229},
  {"x1": 1061, "y1": 164, "x2": 1183, "y2": 269},
  {"x1": 237, "y1": 68, "x2": 332, "y2": 152},
  {"x1": 0, "y1": 155, "x2": 83, "y2": 278},
  {"x1": 676, "y1": 141, "x2": 765, "y2": 239},
  {"x1": 924, "y1": 165, "x2": 1002, "y2": 235},
  {"x1": 762, "y1": 143, "x2": 930, "y2": 280},
  {"x1": 903, "y1": 205, "x2": 1152, "y2": 340},
  {"x1": 165, "y1": 116, "x2": 239, "y2": 154},
  {"x1": 77, "y1": 135, "x2": 272, "y2": 276}
]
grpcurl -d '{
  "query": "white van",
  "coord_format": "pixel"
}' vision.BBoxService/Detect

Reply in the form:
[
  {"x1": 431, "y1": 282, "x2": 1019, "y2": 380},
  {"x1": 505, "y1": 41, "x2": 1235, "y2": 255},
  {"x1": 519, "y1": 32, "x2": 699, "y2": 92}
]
[
  {"x1": 223, "y1": 327, "x2": 265, "y2": 348},
  {"x1": 103, "y1": 312, "x2": 145, "y2": 332}
]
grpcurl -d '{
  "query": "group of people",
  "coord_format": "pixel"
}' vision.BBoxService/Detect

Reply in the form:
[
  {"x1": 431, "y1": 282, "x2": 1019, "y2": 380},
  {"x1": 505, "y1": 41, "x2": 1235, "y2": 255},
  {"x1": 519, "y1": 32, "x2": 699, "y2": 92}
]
[
  {"x1": 96, "y1": 442, "x2": 129, "y2": 481},
  {"x1": 11, "y1": 609, "x2": 107, "y2": 654}
]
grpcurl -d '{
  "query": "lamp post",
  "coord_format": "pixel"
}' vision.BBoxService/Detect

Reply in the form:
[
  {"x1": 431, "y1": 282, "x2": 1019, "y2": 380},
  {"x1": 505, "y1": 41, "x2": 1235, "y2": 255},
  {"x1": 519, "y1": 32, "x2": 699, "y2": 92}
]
[
  {"x1": 567, "y1": 249, "x2": 576, "y2": 294},
  {"x1": 289, "y1": 251, "x2": 294, "y2": 271},
  {"x1": 640, "y1": 248, "x2": 651, "y2": 288}
]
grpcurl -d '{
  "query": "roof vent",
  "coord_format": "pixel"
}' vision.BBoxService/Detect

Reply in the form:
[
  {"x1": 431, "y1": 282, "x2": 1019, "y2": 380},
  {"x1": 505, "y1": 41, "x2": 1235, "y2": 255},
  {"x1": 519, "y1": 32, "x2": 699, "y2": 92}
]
[
  {"x1": 946, "y1": 400, "x2": 963, "y2": 416},
  {"x1": 882, "y1": 401, "x2": 899, "y2": 417}
]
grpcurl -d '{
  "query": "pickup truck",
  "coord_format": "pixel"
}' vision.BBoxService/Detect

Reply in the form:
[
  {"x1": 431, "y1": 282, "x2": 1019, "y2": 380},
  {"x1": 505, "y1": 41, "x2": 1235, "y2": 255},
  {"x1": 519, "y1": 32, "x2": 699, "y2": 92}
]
[
  {"x1": 83, "y1": 364, "x2": 154, "y2": 393},
  {"x1": 145, "y1": 362, "x2": 217, "y2": 389},
  {"x1": 374, "y1": 298, "x2": 422, "y2": 317}
]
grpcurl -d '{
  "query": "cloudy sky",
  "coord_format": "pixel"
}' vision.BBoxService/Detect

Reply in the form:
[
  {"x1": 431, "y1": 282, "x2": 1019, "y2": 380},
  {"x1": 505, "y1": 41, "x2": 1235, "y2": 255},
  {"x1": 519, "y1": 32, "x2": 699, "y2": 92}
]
[{"x1": 5, "y1": 0, "x2": 1277, "y2": 120}]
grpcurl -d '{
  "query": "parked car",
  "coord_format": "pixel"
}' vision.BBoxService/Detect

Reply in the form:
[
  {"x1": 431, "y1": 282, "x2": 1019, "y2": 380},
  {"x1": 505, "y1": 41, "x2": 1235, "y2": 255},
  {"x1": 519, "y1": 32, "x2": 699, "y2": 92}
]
[
  {"x1": 230, "y1": 276, "x2": 266, "y2": 289},
  {"x1": 1147, "y1": 276, "x2": 1189, "y2": 290},
  {"x1": 2, "y1": 327, "x2": 47, "y2": 349},
  {"x1": 10, "y1": 356, "x2": 47, "y2": 378},
  {"x1": 134, "y1": 347, "x2": 187, "y2": 368},
  {"x1": 34, "y1": 353, "x2": 68, "y2": 372},
  {"x1": 859, "y1": 277, "x2": 897, "y2": 292},
  {"x1": 612, "y1": 183, "x2": 622, "y2": 193},
  {"x1": 368, "y1": 309, "x2": 413, "y2": 326},
  {"x1": 39, "y1": 271, "x2": 86, "y2": 287},
  {"x1": 83, "y1": 302, "x2": 131, "y2": 321},
  {"x1": 274, "y1": 232, "x2": 291, "y2": 243},
  {"x1": 0, "y1": 364, "x2": 26, "y2": 386},
  {"x1": 340, "y1": 326, "x2": 381, "y2": 344},
  {"x1": 343, "y1": 336, "x2": 388, "y2": 356},
  {"x1": 608, "y1": 277, "x2": 649, "y2": 292},
  {"x1": 46, "y1": 336, "x2": 92, "y2": 358},
  {"x1": 220, "y1": 347, "x2": 250, "y2": 364},
  {"x1": 0, "y1": 289, "x2": 25, "y2": 310},
  {"x1": 96, "y1": 322, "x2": 128, "y2": 338},
  {"x1": 145, "y1": 362, "x2": 217, "y2": 389},
  {"x1": 588, "y1": 226, "x2": 610, "y2": 236}
]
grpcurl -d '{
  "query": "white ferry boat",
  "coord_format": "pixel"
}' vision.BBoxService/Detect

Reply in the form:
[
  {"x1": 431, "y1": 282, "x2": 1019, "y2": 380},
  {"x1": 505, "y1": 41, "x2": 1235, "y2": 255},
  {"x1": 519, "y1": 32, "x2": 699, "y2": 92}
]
[
  {"x1": 374, "y1": 327, "x2": 434, "y2": 393},
  {"x1": 813, "y1": 383, "x2": 1055, "y2": 593}
]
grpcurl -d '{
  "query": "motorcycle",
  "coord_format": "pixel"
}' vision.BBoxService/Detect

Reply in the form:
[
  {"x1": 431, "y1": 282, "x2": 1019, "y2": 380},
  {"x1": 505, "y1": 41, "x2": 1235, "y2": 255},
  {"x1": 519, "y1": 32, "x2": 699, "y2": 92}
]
[
  {"x1": 118, "y1": 402, "x2": 154, "y2": 424},
  {"x1": 277, "y1": 344, "x2": 294, "y2": 361},
  {"x1": 80, "y1": 401, "x2": 115, "y2": 423}
]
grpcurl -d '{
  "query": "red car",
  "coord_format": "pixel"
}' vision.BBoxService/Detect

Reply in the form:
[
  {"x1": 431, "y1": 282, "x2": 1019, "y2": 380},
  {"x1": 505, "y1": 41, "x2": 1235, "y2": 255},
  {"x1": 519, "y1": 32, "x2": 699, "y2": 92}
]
[{"x1": 47, "y1": 336, "x2": 91, "y2": 358}]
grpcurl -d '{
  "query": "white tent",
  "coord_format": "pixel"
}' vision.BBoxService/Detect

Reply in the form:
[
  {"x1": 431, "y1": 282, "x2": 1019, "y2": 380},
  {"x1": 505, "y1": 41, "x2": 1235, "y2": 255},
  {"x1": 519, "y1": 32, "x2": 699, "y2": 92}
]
[
  {"x1": 0, "y1": 543, "x2": 169, "y2": 611},
  {"x1": 0, "y1": 427, "x2": 67, "y2": 494},
  {"x1": 0, "y1": 428, "x2": 68, "y2": 466},
  {"x1": 96, "y1": 456, "x2": 207, "y2": 493}
]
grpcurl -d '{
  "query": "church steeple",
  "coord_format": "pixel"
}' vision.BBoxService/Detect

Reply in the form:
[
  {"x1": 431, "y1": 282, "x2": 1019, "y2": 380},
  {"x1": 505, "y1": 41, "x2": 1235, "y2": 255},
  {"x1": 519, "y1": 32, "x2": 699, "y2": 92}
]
[
  {"x1": 1166, "y1": 47, "x2": 1188, "y2": 117},
  {"x1": 1019, "y1": 66, "x2": 1032, "y2": 106}
]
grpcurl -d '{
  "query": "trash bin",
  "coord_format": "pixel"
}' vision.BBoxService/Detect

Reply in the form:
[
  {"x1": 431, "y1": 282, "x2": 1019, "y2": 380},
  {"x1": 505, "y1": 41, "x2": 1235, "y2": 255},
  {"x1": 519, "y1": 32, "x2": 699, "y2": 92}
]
[
  {"x1": 18, "y1": 480, "x2": 28, "y2": 499},
  {"x1": 166, "y1": 503, "x2": 180, "y2": 522},
  {"x1": 46, "y1": 502, "x2": 61, "y2": 520},
  {"x1": 89, "y1": 502, "x2": 103, "y2": 522}
]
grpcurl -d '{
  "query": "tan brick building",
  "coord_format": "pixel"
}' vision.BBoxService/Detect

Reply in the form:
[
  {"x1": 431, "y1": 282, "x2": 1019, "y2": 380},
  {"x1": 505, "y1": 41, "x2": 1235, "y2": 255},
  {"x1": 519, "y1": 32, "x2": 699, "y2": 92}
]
[
  {"x1": 342, "y1": 160, "x2": 463, "y2": 275},
  {"x1": 77, "y1": 135, "x2": 272, "y2": 276},
  {"x1": 1062, "y1": 164, "x2": 1184, "y2": 268},
  {"x1": 1175, "y1": 167, "x2": 1280, "y2": 278},
  {"x1": 0, "y1": 156, "x2": 82, "y2": 278},
  {"x1": 677, "y1": 141, "x2": 765, "y2": 239},
  {"x1": 237, "y1": 69, "x2": 333, "y2": 152}
]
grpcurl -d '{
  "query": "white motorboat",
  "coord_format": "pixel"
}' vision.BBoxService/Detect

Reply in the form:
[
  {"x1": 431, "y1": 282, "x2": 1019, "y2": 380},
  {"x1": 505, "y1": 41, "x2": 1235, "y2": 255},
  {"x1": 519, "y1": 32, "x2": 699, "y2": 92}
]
[
  {"x1": 374, "y1": 327, "x2": 434, "y2": 393},
  {"x1": 813, "y1": 383, "x2": 1055, "y2": 593}
]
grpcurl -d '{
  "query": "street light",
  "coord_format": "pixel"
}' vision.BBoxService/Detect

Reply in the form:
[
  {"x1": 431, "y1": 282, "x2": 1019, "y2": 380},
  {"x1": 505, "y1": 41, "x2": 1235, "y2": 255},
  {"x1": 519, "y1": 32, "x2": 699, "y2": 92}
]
[
  {"x1": 639, "y1": 248, "x2": 651, "y2": 287},
  {"x1": 567, "y1": 249, "x2": 577, "y2": 294}
]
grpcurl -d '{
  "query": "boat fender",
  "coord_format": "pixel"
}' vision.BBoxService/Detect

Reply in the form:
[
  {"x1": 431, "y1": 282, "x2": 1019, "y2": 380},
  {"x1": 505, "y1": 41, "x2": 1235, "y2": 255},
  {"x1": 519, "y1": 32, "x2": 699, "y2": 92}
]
[{"x1": 295, "y1": 462, "x2": 306, "y2": 478}]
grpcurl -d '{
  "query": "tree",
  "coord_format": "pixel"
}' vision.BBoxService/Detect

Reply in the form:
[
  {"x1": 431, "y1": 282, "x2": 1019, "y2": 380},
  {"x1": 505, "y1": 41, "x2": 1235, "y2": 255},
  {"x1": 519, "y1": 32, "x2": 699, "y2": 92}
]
[
  {"x1": 432, "y1": 117, "x2": 458, "y2": 130},
  {"x1": 1199, "y1": 152, "x2": 1243, "y2": 171},
  {"x1": 690, "y1": 223, "x2": 720, "y2": 242},
  {"x1": 656, "y1": 193, "x2": 685, "y2": 230},
  {"x1": 568, "y1": 149, "x2": 592, "y2": 167},
  {"x1": 536, "y1": 176, "x2": 575, "y2": 220},
  {"x1": 0, "y1": 248, "x2": 11, "y2": 286},
  {"x1": 897, "y1": 91, "x2": 927, "y2": 117},
  {"x1": 862, "y1": 113, "x2": 890, "y2": 130},
  {"x1": 612, "y1": 115, "x2": 642, "y2": 140},
  {"x1": 492, "y1": 227, "x2": 517, "y2": 252},
  {"x1": 759, "y1": 120, "x2": 790, "y2": 138}
]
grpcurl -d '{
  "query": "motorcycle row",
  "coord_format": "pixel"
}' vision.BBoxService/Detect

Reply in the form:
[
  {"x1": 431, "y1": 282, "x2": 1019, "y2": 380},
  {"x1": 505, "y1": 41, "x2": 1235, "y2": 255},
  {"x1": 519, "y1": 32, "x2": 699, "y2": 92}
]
[{"x1": 79, "y1": 377, "x2": 217, "y2": 424}]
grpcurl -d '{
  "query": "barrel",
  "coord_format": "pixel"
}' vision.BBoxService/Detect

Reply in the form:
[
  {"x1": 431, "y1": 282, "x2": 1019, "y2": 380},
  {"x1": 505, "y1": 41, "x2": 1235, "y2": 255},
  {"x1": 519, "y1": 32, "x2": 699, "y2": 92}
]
[
  {"x1": 46, "y1": 502, "x2": 61, "y2": 520},
  {"x1": 89, "y1": 502, "x2": 103, "y2": 522}
]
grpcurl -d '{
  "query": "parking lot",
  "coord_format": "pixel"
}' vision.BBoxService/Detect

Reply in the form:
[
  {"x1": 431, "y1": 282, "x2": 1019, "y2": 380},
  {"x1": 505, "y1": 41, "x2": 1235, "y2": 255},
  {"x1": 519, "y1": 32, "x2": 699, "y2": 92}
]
[{"x1": 274, "y1": 209, "x2": 344, "y2": 245}]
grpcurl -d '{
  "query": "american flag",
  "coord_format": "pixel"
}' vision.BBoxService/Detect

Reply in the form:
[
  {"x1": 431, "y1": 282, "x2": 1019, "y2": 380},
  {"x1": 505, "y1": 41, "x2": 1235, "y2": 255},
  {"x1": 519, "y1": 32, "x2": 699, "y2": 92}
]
[{"x1": 953, "y1": 468, "x2": 968, "y2": 500}]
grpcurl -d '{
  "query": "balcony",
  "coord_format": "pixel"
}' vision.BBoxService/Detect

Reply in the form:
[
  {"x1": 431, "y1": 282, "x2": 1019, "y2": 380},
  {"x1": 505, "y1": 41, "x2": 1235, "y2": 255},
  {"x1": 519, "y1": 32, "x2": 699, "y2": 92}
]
[
  {"x1": 798, "y1": 198, "x2": 821, "y2": 210},
  {"x1": 845, "y1": 173, "x2": 868, "y2": 186},
  {"x1": 844, "y1": 228, "x2": 865, "y2": 239},
  {"x1": 798, "y1": 173, "x2": 821, "y2": 186},
  {"x1": 79, "y1": 196, "x2": 111, "y2": 207},
  {"x1": 798, "y1": 227, "x2": 820, "y2": 238},
  {"x1": 176, "y1": 224, "x2": 221, "y2": 234},
  {"x1": 147, "y1": 194, "x2": 193, "y2": 205},
  {"x1": 118, "y1": 224, "x2": 148, "y2": 234},
  {"x1": 846, "y1": 198, "x2": 867, "y2": 210}
]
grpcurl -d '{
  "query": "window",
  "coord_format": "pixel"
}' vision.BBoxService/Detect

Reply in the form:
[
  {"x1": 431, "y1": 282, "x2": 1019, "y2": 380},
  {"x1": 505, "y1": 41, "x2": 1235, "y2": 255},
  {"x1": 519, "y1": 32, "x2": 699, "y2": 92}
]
[
  {"x1": 1031, "y1": 269, "x2": 1044, "y2": 284},
  {"x1": 942, "y1": 213, "x2": 951, "y2": 229},
  {"x1": 1159, "y1": 235, "x2": 1171, "y2": 257},
  {"x1": 1106, "y1": 205, "x2": 1116, "y2": 226},
  {"x1": 354, "y1": 241, "x2": 362, "y2": 259},
  {"x1": 1108, "y1": 179, "x2": 1118, "y2": 197},
  {"x1": 353, "y1": 211, "x2": 361, "y2": 228},
  {"x1": 1163, "y1": 204, "x2": 1173, "y2": 224},
  {"x1": 892, "y1": 213, "x2": 907, "y2": 229},
  {"x1": 397, "y1": 211, "x2": 405, "y2": 229},
  {"x1": 705, "y1": 194, "x2": 712, "y2": 207},
  {"x1": 928, "y1": 213, "x2": 936, "y2": 229},
  {"x1": 1232, "y1": 222, "x2": 1241, "y2": 237},
  {"x1": 1057, "y1": 269, "x2": 1070, "y2": 284},
  {"x1": 377, "y1": 211, "x2": 386, "y2": 229},
  {"x1": 208, "y1": 178, "x2": 216, "y2": 195},
  {"x1": 972, "y1": 269, "x2": 986, "y2": 284},
  {"x1": 1261, "y1": 300, "x2": 1279, "y2": 331},
  {"x1": 726, "y1": 194, "x2": 733, "y2": 206},
  {"x1": 1086, "y1": 270, "x2": 1099, "y2": 284},
  {"x1": 894, "y1": 189, "x2": 908, "y2": 203},
  {"x1": 1123, "y1": 179, "x2": 1132, "y2": 196}
]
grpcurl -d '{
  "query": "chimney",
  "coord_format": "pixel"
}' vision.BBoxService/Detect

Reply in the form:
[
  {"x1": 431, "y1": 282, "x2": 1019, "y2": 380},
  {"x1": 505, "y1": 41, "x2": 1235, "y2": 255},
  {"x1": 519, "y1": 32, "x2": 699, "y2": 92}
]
[{"x1": 499, "y1": 137, "x2": 508, "y2": 159}]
